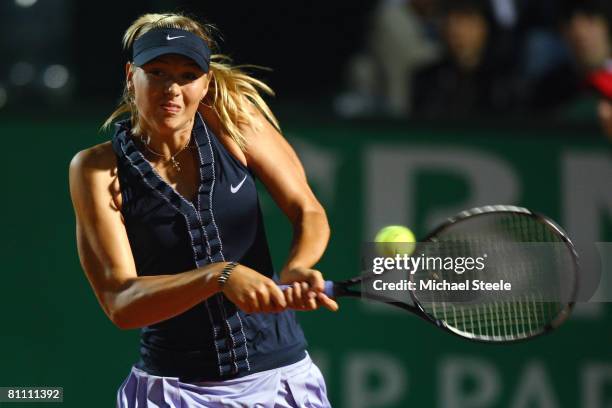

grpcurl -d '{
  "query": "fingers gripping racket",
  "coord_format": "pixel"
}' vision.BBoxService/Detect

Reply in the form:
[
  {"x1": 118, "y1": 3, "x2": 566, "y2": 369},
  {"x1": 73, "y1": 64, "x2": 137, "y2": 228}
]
[{"x1": 281, "y1": 205, "x2": 579, "y2": 343}]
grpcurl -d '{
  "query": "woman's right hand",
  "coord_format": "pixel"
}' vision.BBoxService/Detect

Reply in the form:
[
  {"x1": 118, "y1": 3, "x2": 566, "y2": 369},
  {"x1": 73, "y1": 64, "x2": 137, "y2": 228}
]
[{"x1": 220, "y1": 265, "x2": 287, "y2": 313}]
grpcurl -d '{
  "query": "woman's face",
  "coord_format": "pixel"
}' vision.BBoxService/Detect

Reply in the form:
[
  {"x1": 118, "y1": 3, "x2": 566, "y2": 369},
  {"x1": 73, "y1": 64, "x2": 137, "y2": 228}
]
[{"x1": 128, "y1": 53, "x2": 210, "y2": 136}]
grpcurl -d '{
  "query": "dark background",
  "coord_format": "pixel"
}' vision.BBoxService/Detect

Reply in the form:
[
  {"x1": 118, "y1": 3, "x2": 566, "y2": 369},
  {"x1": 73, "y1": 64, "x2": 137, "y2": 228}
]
[{"x1": 1, "y1": 0, "x2": 376, "y2": 113}]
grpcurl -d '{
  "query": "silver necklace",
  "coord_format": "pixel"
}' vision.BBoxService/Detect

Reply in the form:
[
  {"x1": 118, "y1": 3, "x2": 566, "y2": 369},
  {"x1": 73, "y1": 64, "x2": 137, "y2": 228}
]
[{"x1": 140, "y1": 133, "x2": 192, "y2": 172}]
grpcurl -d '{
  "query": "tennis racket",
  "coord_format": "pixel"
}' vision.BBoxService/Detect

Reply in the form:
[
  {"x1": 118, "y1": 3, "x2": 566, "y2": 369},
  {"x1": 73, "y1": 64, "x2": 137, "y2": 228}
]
[{"x1": 281, "y1": 205, "x2": 578, "y2": 343}]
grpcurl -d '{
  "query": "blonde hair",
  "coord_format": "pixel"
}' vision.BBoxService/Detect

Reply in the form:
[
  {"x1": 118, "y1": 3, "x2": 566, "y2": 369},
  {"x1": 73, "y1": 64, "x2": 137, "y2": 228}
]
[{"x1": 102, "y1": 12, "x2": 280, "y2": 151}]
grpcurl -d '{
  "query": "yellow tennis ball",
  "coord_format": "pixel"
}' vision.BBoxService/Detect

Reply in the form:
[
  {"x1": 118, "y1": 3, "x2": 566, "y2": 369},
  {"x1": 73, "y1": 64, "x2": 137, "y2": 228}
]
[{"x1": 374, "y1": 225, "x2": 416, "y2": 257}]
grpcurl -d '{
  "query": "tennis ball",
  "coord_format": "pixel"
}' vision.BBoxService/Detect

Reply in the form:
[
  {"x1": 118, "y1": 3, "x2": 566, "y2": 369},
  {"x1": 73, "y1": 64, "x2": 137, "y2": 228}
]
[{"x1": 374, "y1": 225, "x2": 416, "y2": 257}]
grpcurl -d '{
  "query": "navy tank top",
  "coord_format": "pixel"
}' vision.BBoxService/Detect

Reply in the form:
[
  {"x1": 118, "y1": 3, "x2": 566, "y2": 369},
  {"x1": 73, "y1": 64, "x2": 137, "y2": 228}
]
[{"x1": 110, "y1": 114, "x2": 307, "y2": 382}]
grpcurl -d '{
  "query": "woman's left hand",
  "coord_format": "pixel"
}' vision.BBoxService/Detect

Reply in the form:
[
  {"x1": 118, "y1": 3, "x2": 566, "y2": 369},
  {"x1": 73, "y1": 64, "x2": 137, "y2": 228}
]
[{"x1": 280, "y1": 267, "x2": 339, "y2": 312}]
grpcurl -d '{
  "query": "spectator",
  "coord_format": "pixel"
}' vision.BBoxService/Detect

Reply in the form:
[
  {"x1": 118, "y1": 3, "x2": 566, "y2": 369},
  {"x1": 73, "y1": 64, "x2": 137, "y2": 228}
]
[
  {"x1": 514, "y1": 0, "x2": 570, "y2": 81},
  {"x1": 411, "y1": 0, "x2": 520, "y2": 118},
  {"x1": 530, "y1": 0, "x2": 612, "y2": 115},
  {"x1": 587, "y1": 61, "x2": 612, "y2": 139},
  {"x1": 336, "y1": 0, "x2": 442, "y2": 117}
]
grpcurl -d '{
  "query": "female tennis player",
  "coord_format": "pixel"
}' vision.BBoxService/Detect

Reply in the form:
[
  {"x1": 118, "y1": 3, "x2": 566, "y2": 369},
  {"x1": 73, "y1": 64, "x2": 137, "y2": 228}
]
[{"x1": 68, "y1": 12, "x2": 337, "y2": 407}]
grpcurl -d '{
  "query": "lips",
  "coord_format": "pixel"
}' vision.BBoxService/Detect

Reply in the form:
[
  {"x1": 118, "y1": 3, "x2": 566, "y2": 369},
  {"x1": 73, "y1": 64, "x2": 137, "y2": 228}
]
[{"x1": 160, "y1": 102, "x2": 181, "y2": 113}]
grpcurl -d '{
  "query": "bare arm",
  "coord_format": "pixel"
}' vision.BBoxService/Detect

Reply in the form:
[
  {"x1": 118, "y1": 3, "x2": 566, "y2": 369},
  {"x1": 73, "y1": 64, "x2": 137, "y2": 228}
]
[
  {"x1": 69, "y1": 144, "x2": 285, "y2": 330},
  {"x1": 241, "y1": 107, "x2": 337, "y2": 311}
]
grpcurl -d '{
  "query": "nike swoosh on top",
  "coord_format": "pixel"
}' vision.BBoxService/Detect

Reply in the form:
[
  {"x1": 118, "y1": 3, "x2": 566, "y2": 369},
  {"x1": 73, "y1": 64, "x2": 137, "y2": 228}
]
[
  {"x1": 230, "y1": 175, "x2": 248, "y2": 194},
  {"x1": 166, "y1": 35, "x2": 185, "y2": 40}
]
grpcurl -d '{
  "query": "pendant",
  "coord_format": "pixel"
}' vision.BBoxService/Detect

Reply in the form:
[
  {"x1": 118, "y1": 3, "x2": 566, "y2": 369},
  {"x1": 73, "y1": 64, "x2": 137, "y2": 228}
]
[{"x1": 171, "y1": 157, "x2": 181, "y2": 172}]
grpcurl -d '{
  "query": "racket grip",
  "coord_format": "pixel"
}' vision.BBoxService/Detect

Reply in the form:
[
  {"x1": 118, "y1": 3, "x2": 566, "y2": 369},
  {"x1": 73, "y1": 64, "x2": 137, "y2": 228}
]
[{"x1": 278, "y1": 281, "x2": 335, "y2": 297}]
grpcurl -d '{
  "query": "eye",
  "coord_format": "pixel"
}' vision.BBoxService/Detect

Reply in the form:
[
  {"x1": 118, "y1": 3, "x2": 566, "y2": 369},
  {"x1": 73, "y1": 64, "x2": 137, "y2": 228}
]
[
  {"x1": 147, "y1": 69, "x2": 164, "y2": 78},
  {"x1": 182, "y1": 72, "x2": 199, "y2": 81}
]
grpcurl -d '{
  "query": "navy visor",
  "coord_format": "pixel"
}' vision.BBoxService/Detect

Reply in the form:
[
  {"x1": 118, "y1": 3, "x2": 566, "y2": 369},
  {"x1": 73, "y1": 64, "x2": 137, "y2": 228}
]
[{"x1": 132, "y1": 27, "x2": 211, "y2": 72}]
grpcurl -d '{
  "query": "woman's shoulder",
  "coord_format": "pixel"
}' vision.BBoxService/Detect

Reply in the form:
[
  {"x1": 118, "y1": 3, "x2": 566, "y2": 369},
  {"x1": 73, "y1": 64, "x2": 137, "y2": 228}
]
[
  {"x1": 70, "y1": 141, "x2": 117, "y2": 174},
  {"x1": 69, "y1": 141, "x2": 119, "y2": 194},
  {"x1": 69, "y1": 141, "x2": 123, "y2": 212}
]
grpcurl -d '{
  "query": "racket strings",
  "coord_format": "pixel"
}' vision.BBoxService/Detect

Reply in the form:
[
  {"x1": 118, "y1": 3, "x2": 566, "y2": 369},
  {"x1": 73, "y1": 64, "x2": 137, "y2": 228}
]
[
  {"x1": 413, "y1": 212, "x2": 572, "y2": 341},
  {"x1": 423, "y1": 297, "x2": 560, "y2": 339}
]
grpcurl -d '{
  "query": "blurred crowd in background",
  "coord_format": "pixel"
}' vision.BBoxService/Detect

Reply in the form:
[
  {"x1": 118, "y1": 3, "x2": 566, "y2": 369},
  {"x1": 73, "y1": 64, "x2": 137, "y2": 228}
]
[
  {"x1": 2, "y1": 0, "x2": 612, "y2": 126},
  {"x1": 336, "y1": 0, "x2": 612, "y2": 122}
]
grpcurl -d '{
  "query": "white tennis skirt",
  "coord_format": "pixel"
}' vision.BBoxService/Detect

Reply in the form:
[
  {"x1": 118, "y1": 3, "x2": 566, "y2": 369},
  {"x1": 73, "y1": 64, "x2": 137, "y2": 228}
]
[{"x1": 116, "y1": 352, "x2": 331, "y2": 408}]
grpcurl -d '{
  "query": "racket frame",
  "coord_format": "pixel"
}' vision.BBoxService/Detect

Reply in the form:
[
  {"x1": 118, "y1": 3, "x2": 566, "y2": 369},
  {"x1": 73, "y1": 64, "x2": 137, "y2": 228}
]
[{"x1": 335, "y1": 205, "x2": 579, "y2": 343}]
